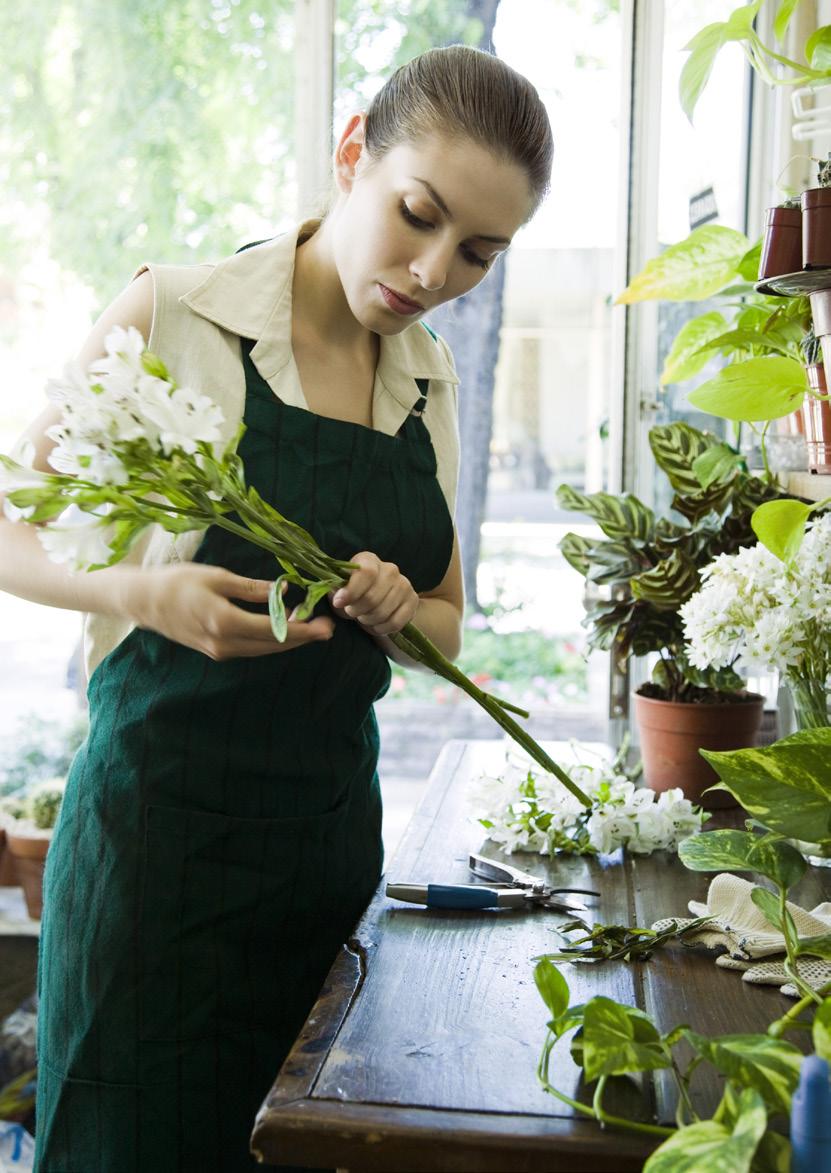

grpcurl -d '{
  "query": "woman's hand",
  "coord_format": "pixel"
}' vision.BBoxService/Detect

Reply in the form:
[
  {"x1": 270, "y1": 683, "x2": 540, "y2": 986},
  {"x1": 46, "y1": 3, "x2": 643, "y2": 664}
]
[
  {"x1": 330, "y1": 552, "x2": 418, "y2": 636},
  {"x1": 120, "y1": 563, "x2": 334, "y2": 660}
]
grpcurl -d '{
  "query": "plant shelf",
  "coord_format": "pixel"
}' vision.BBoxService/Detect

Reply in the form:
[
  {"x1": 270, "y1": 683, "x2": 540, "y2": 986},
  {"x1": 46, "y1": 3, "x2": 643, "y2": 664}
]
[
  {"x1": 786, "y1": 471, "x2": 831, "y2": 501},
  {"x1": 756, "y1": 269, "x2": 831, "y2": 297}
]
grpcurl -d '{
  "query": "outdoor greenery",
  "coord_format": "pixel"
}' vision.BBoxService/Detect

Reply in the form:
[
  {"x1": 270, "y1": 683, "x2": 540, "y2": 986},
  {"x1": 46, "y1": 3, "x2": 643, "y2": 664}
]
[{"x1": 0, "y1": 713, "x2": 87, "y2": 798}]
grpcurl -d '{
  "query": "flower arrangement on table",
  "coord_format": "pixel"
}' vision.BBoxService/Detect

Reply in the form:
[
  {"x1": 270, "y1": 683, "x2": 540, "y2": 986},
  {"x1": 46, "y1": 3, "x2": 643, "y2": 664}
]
[
  {"x1": 469, "y1": 744, "x2": 707, "y2": 858},
  {"x1": 0, "y1": 327, "x2": 593, "y2": 808},
  {"x1": 680, "y1": 510, "x2": 831, "y2": 729}
]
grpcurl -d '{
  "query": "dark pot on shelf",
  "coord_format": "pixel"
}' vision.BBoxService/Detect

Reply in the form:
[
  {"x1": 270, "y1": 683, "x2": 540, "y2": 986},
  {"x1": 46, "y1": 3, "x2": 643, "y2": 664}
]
[
  {"x1": 802, "y1": 188, "x2": 831, "y2": 269},
  {"x1": 633, "y1": 691, "x2": 764, "y2": 809},
  {"x1": 803, "y1": 363, "x2": 831, "y2": 474},
  {"x1": 758, "y1": 205, "x2": 803, "y2": 279}
]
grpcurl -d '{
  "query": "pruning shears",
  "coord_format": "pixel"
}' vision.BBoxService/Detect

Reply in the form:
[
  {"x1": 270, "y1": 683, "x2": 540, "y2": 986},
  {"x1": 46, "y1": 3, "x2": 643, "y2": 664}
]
[{"x1": 385, "y1": 853, "x2": 600, "y2": 913}]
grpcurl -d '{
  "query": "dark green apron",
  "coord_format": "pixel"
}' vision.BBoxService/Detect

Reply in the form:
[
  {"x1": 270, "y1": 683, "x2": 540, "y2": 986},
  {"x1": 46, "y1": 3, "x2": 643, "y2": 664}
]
[{"x1": 34, "y1": 332, "x2": 454, "y2": 1172}]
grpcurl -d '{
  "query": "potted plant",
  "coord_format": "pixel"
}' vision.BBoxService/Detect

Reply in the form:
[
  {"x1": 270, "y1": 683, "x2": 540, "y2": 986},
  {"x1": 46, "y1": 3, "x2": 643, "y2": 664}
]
[
  {"x1": 557, "y1": 420, "x2": 786, "y2": 806},
  {"x1": 4, "y1": 779, "x2": 65, "y2": 919},
  {"x1": 801, "y1": 153, "x2": 831, "y2": 269},
  {"x1": 759, "y1": 197, "x2": 802, "y2": 280}
]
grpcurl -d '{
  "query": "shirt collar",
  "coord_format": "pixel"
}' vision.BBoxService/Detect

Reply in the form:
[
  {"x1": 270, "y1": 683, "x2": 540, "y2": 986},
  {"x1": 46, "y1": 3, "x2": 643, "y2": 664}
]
[{"x1": 179, "y1": 220, "x2": 459, "y2": 413}]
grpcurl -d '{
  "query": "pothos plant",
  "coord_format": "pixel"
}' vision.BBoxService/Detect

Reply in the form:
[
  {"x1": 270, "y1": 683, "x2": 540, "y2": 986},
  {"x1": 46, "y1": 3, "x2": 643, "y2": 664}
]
[
  {"x1": 533, "y1": 726, "x2": 831, "y2": 1172},
  {"x1": 557, "y1": 419, "x2": 785, "y2": 702}
]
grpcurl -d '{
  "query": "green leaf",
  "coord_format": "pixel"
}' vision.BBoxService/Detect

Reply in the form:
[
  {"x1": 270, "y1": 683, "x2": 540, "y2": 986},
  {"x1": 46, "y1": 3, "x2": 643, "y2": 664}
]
[
  {"x1": 679, "y1": 829, "x2": 807, "y2": 888},
  {"x1": 661, "y1": 312, "x2": 729, "y2": 385},
  {"x1": 630, "y1": 549, "x2": 700, "y2": 610},
  {"x1": 643, "y1": 1086, "x2": 767, "y2": 1172},
  {"x1": 774, "y1": 0, "x2": 803, "y2": 41},
  {"x1": 796, "y1": 933, "x2": 831, "y2": 960},
  {"x1": 694, "y1": 327, "x2": 796, "y2": 360},
  {"x1": 649, "y1": 422, "x2": 724, "y2": 494},
  {"x1": 750, "y1": 886, "x2": 784, "y2": 932},
  {"x1": 559, "y1": 532, "x2": 599, "y2": 578},
  {"x1": 267, "y1": 574, "x2": 288, "y2": 643},
  {"x1": 736, "y1": 239, "x2": 763, "y2": 281},
  {"x1": 751, "y1": 499, "x2": 813, "y2": 562},
  {"x1": 582, "y1": 997, "x2": 671, "y2": 1081},
  {"x1": 140, "y1": 350, "x2": 170, "y2": 380},
  {"x1": 291, "y1": 579, "x2": 334, "y2": 621},
  {"x1": 688, "y1": 356, "x2": 808, "y2": 422},
  {"x1": 806, "y1": 25, "x2": 831, "y2": 70},
  {"x1": 813, "y1": 998, "x2": 831, "y2": 1060},
  {"x1": 556, "y1": 484, "x2": 654, "y2": 542},
  {"x1": 680, "y1": 22, "x2": 729, "y2": 123},
  {"x1": 685, "y1": 1032, "x2": 801, "y2": 1114},
  {"x1": 618, "y1": 225, "x2": 750, "y2": 302},
  {"x1": 692, "y1": 442, "x2": 745, "y2": 489},
  {"x1": 534, "y1": 959, "x2": 570, "y2": 1018},
  {"x1": 699, "y1": 730, "x2": 831, "y2": 846}
]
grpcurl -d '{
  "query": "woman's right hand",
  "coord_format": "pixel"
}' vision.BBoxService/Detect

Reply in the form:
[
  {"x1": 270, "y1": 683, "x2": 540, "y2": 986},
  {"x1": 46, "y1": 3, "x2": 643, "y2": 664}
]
[{"x1": 120, "y1": 563, "x2": 334, "y2": 661}]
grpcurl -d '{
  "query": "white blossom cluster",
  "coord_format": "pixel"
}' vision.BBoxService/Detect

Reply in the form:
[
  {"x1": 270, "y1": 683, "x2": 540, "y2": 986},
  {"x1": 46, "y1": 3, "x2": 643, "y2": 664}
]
[
  {"x1": 468, "y1": 747, "x2": 706, "y2": 857},
  {"x1": 45, "y1": 325, "x2": 224, "y2": 483},
  {"x1": 680, "y1": 513, "x2": 831, "y2": 676}
]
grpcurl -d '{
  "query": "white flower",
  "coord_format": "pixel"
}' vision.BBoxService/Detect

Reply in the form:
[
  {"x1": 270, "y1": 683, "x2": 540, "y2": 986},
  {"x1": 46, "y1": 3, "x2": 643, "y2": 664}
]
[
  {"x1": 141, "y1": 380, "x2": 224, "y2": 455},
  {"x1": 38, "y1": 505, "x2": 118, "y2": 570},
  {"x1": 468, "y1": 744, "x2": 706, "y2": 858}
]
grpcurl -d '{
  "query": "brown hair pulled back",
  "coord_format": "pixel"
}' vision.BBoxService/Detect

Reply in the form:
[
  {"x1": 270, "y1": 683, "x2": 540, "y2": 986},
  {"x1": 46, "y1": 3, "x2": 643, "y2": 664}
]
[{"x1": 364, "y1": 45, "x2": 554, "y2": 215}]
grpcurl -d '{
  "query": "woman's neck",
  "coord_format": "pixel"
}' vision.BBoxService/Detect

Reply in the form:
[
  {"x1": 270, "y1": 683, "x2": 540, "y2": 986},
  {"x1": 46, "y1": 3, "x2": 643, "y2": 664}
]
[{"x1": 292, "y1": 219, "x2": 376, "y2": 364}]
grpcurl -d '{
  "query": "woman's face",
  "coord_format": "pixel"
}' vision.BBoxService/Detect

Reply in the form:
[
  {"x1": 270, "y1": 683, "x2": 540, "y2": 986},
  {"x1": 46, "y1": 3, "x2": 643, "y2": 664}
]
[{"x1": 330, "y1": 120, "x2": 535, "y2": 334}]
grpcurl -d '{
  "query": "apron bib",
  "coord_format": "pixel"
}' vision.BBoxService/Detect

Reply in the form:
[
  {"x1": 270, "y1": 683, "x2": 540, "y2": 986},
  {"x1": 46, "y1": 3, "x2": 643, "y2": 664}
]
[{"x1": 34, "y1": 335, "x2": 453, "y2": 1172}]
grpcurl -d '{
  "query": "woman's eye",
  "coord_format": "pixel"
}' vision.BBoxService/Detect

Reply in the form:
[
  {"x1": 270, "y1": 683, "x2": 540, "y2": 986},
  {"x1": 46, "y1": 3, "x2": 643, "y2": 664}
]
[
  {"x1": 400, "y1": 203, "x2": 432, "y2": 230},
  {"x1": 462, "y1": 248, "x2": 491, "y2": 271}
]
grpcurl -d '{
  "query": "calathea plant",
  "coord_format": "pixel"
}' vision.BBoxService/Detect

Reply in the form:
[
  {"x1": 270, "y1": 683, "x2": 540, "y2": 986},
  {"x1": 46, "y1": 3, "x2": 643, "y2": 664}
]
[{"x1": 557, "y1": 420, "x2": 785, "y2": 702}]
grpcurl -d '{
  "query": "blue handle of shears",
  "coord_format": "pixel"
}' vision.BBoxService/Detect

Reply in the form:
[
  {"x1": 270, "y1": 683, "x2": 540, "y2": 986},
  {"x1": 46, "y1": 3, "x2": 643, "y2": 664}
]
[{"x1": 426, "y1": 884, "x2": 501, "y2": 909}]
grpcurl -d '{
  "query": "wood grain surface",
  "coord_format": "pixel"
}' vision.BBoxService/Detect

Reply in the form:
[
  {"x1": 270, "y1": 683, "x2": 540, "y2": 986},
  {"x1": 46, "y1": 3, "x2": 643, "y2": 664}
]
[{"x1": 251, "y1": 739, "x2": 830, "y2": 1172}]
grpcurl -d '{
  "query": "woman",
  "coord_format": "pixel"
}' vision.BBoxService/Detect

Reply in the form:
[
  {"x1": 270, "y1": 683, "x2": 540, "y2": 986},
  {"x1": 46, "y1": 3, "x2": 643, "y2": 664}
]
[{"x1": 1, "y1": 44, "x2": 553, "y2": 1172}]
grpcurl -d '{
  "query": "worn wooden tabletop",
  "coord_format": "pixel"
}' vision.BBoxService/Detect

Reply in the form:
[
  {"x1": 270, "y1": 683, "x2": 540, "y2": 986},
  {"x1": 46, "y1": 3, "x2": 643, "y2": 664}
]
[{"x1": 250, "y1": 740, "x2": 831, "y2": 1173}]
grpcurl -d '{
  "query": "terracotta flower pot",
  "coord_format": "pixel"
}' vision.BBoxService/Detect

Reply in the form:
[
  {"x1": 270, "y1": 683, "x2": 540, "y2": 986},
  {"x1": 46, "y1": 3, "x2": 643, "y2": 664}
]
[
  {"x1": 0, "y1": 827, "x2": 19, "y2": 886},
  {"x1": 633, "y1": 691, "x2": 764, "y2": 809},
  {"x1": 802, "y1": 187, "x2": 831, "y2": 268},
  {"x1": 758, "y1": 205, "x2": 803, "y2": 280},
  {"x1": 5, "y1": 831, "x2": 50, "y2": 919},
  {"x1": 803, "y1": 362, "x2": 831, "y2": 474}
]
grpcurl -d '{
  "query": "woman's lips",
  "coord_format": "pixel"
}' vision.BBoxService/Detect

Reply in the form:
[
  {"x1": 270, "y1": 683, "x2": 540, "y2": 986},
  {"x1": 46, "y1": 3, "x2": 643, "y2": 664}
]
[{"x1": 378, "y1": 283, "x2": 424, "y2": 315}]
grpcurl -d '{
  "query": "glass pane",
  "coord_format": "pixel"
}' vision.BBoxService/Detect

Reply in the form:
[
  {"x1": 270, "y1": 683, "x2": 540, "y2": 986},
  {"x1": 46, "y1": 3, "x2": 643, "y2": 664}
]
[
  {"x1": 0, "y1": 2, "x2": 296, "y2": 753},
  {"x1": 333, "y1": 2, "x2": 625, "y2": 847}
]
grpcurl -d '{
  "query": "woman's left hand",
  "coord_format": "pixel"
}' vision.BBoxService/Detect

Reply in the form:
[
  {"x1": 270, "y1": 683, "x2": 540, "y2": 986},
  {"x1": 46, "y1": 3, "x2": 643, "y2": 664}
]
[{"x1": 330, "y1": 552, "x2": 418, "y2": 636}]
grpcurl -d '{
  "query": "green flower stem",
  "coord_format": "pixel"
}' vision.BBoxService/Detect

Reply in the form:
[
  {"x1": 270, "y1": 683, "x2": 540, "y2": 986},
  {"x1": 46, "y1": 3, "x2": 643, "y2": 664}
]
[
  {"x1": 778, "y1": 886, "x2": 822, "y2": 1004},
  {"x1": 768, "y1": 979, "x2": 831, "y2": 1039},
  {"x1": 537, "y1": 1034, "x2": 674, "y2": 1138}
]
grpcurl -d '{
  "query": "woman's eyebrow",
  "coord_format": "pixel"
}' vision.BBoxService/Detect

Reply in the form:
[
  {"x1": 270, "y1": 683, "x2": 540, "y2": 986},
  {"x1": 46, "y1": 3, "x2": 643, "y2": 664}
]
[{"x1": 411, "y1": 177, "x2": 511, "y2": 244}]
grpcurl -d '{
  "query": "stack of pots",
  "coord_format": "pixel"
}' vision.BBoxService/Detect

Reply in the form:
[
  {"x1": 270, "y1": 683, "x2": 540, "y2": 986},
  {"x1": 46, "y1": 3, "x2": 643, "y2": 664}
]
[{"x1": 759, "y1": 191, "x2": 831, "y2": 473}]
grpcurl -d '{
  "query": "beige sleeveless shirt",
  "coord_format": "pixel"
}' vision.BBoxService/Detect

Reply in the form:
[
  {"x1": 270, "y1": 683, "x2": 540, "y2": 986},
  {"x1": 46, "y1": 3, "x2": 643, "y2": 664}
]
[{"x1": 83, "y1": 219, "x2": 461, "y2": 679}]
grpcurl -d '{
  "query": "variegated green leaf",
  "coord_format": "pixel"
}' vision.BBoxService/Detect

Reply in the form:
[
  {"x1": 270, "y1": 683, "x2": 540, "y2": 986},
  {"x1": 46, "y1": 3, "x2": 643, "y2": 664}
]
[
  {"x1": 556, "y1": 484, "x2": 654, "y2": 542},
  {"x1": 649, "y1": 422, "x2": 723, "y2": 494},
  {"x1": 813, "y1": 999, "x2": 831, "y2": 1060},
  {"x1": 582, "y1": 997, "x2": 670, "y2": 1082},
  {"x1": 643, "y1": 1087, "x2": 766, "y2": 1173},
  {"x1": 680, "y1": 829, "x2": 807, "y2": 890},
  {"x1": 700, "y1": 729, "x2": 831, "y2": 845},
  {"x1": 630, "y1": 550, "x2": 700, "y2": 610},
  {"x1": 796, "y1": 933, "x2": 831, "y2": 960},
  {"x1": 584, "y1": 540, "x2": 647, "y2": 586},
  {"x1": 684, "y1": 1031, "x2": 801, "y2": 1115},
  {"x1": 661, "y1": 311, "x2": 729, "y2": 385},
  {"x1": 688, "y1": 357, "x2": 808, "y2": 422},
  {"x1": 750, "y1": 886, "x2": 784, "y2": 932},
  {"x1": 618, "y1": 225, "x2": 750, "y2": 302},
  {"x1": 751, "y1": 498, "x2": 813, "y2": 562}
]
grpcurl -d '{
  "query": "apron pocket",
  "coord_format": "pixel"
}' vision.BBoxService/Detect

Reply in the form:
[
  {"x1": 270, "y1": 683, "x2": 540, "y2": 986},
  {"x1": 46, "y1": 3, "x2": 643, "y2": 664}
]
[{"x1": 138, "y1": 797, "x2": 365, "y2": 1043}]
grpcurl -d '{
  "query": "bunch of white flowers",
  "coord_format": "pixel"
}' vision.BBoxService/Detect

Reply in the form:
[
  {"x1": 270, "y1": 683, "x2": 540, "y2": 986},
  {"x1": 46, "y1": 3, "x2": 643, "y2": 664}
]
[
  {"x1": 680, "y1": 513, "x2": 831, "y2": 681},
  {"x1": 468, "y1": 745, "x2": 706, "y2": 857}
]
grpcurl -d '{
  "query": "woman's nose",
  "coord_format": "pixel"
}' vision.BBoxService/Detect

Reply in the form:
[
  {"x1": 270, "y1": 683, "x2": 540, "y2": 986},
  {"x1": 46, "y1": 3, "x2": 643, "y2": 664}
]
[{"x1": 410, "y1": 244, "x2": 450, "y2": 292}]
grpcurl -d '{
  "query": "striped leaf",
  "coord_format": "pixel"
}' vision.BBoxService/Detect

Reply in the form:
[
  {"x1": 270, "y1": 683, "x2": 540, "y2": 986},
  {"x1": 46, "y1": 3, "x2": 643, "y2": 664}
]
[
  {"x1": 700, "y1": 729, "x2": 831, "y2": 845},
  {"x1": 631, "y1": 550, "x2": 700, "y2": 610},
  {"x1": 649, "y1": 422, "x2": 723, "y2": 494},
  {"x1": 556, "y1": 484, "x2": 654, "y2": 542},
  {"x1": 559, "y1": 532, "x2": 599, "y2": 578}
]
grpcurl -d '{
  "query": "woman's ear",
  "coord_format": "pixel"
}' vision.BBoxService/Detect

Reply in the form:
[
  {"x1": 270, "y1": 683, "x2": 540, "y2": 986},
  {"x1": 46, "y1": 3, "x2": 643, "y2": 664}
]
[{"x1": 333, "y1": 112, "x2": 368, "y2": 193}]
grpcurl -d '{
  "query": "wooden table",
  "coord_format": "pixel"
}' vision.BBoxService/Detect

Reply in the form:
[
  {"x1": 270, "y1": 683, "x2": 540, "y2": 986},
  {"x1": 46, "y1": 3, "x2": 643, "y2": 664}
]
[{"x1": 251, "y1": 740, "x2": 830, "y2": 1172}]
